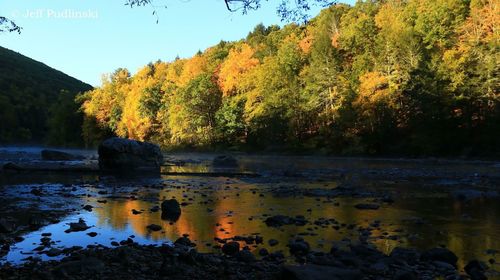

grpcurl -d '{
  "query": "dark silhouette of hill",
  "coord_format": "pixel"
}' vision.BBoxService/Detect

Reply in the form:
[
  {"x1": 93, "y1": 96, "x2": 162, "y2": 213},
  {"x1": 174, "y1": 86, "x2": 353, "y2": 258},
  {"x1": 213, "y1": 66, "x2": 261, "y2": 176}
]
[{"x1": 0, "y1": 46, "x2": 93, "y2": 145}]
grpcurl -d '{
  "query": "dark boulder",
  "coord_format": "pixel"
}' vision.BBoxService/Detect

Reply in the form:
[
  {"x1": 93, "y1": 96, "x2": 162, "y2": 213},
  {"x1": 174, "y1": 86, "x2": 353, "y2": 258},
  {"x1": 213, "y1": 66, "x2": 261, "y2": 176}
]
[
  {"x1": 258, "y1": 248, "x2": 269, "y2": 256},
  {"x1": 390, "y1": 247, "x2": 420, "y2": 265},
  {"x1": 45, "y1": 248, "x2": 63, "y2": 257},
  {"x1": 268, "y1": 239, "x2": 279, "y2": 246},
  {"x1": 161, "y1": 199, "x2": 181, "y2": 221},
  {"x1": 146, "y1": 224, "x2": 162, "y2": 231},
  {"x1": 288, "y1": 239, "x2": 310, "y2": 256},
  {"x1": 421, "y1": 248, "x2": 458, "y2": 267},
  {"x1": 98, "y1": 137, "x2": 163, "y2": 172},
  {"x1": 464, "y1": 260, "x2": 488, "y2": 280},
  {"x1": 222, "y1": 241, "x2": 240, "y2": 256},
  {"x1": 41, "y1": 150, "x2": 85, "y2": 161},
  {"x1": 236, "y1": 250, "x2": 256, "y2": 262},
  {"x1": 174, "y1": 236, "x2": 195, "y2": 247},
  {"x1": 264, "y1": 215, "x2": 300, "y2": 227},
  {"x1": 213, "y1": 155, "x2": 238, "y2": 168}
]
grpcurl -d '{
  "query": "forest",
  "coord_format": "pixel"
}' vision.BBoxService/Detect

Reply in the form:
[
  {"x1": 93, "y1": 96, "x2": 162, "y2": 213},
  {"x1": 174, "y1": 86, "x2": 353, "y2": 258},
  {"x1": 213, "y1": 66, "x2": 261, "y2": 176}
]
[
  {"x1": 33, "y1": 0, "x2": 500, "y2": 156},
  {"x1": 0, "y1": 46, "x2": 92, "y2": 146}
]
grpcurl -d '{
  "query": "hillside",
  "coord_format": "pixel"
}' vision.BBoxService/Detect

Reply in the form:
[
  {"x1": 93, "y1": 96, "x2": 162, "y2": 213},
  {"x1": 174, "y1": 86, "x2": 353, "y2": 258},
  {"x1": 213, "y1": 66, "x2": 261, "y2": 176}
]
[{"x1": 0, "y1": 46, "x2": 93, "y2": 145}]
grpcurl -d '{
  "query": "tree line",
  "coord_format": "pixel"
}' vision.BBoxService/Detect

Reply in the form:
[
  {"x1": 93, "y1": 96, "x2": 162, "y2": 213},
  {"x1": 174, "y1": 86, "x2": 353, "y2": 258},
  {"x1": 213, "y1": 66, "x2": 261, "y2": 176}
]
[{"x1": 80, "y1": 0, "x2": 499, "y2": 156}]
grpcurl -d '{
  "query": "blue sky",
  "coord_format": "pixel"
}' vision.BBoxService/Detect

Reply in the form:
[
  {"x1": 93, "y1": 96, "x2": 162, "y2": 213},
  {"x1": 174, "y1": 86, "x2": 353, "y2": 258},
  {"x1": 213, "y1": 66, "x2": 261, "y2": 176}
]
[{"x1": 1, "y1": 0, "x2": 353, "y2": 86}]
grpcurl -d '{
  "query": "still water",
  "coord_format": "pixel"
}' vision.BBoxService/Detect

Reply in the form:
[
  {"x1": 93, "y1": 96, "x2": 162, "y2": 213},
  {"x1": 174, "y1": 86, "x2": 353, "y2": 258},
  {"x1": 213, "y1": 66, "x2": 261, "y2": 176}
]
[{"x1": 1, "y1": 150, "x2": 499, "y2": 273}]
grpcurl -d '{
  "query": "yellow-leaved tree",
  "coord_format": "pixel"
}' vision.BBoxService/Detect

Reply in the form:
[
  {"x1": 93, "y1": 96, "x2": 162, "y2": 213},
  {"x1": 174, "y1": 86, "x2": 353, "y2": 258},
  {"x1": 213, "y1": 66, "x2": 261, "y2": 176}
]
[{"x1": 218, "y1": 43, "x2": 259, "y2": 97}]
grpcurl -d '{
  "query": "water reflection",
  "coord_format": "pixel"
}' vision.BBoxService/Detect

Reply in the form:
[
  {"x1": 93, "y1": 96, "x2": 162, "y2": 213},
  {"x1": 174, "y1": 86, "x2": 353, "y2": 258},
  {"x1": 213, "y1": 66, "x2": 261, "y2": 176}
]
[
  {"x1": 0, "y1": 155, "x2": 498, "y2": 272},
  {"x1": 30, "y1": 175, "x2": 498, "y2": 270}
]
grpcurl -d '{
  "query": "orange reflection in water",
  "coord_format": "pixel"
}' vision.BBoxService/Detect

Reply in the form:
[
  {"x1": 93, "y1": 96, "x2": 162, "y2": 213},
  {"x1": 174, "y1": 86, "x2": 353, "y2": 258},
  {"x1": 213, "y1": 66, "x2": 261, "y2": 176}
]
[{"x1": 87, "y1": 177, "x2": 500, "y2": 269}]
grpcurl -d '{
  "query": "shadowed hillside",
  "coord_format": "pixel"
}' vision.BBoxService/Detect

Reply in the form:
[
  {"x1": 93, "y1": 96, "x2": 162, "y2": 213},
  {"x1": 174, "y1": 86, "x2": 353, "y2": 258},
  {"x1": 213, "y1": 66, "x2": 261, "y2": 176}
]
[{"x1": 0, "y1": 46, "x2": 93, "y2": 145}]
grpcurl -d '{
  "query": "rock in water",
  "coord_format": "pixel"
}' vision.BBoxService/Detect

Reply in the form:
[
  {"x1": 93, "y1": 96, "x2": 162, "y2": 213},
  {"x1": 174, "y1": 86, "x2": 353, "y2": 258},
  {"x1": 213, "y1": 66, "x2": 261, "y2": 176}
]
[
  {"x1": 146, "y1": 224, "x2": 162, "y2": 231},
  {"x1": 45, "y1": 248, "x2": 63, "y2": 257},
  {"x1": 288, "y1": 239, "x2": 310, "y2": 256},
  {"x1": 421, "y1": 248, "x2": 458, "y2": 267},
  {"x1": 213, "y1": 155, "x2": 238, "y2": 168},
  {"x1": 161, "y1": 199, "x2": 181, "y2": 221},
  {"x1": 174, "y1": 236, "x2": 195, "y2": 247},
  {"x1": 98, "y1": 137, "x2": 163, "y2": 172},
  {"x1": 464, "y1": 260, "x2": 488, "y2": 280},
  {"x1": 65, "y1": 218, "x2": 90, "y2": 233},
  {"x1": 222, "y1": 241, "x2": 240, "y2": 256},
  {"x1": 41, "y1": 150, "x2": 85, "y2": 161}
]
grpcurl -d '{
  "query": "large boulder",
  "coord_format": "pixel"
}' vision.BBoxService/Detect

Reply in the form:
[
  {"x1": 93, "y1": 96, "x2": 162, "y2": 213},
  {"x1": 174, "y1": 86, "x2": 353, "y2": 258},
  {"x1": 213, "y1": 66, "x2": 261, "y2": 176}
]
[
  {"x1": 98, "y1": 138, "x2": 163, "y2": 172},
  {"x1": 41, "y1": 150, "x2": 85, "y2": 161}
]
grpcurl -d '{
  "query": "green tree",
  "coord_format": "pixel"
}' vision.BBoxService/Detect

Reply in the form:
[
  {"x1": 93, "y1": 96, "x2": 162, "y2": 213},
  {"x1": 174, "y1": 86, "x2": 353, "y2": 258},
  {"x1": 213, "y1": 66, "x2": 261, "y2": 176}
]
[{"x1": 169, "y1": 73, "x2": 222, "y2": 146}]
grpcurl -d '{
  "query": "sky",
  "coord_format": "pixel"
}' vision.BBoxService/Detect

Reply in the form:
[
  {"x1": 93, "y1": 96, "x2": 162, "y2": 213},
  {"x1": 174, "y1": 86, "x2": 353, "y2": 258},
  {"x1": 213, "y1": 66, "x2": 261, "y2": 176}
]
[{"x1": 0, "y1": 0, "x2": 354, "y2": 86}]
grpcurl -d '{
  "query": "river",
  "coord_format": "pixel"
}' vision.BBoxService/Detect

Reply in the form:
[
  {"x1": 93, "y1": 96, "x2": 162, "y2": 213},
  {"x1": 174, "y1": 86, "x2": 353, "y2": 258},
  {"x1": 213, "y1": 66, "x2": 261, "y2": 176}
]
[{"x1": 0, "y1": 147, "x2": 499, "y2": 276}]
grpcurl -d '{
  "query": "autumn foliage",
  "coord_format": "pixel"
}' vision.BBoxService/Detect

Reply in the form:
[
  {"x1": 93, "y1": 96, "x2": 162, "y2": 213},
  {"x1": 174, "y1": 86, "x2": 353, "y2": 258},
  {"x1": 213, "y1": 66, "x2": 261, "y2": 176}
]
[{"x1": 80, "y1": 0, "x2": 500, "y2": 156}]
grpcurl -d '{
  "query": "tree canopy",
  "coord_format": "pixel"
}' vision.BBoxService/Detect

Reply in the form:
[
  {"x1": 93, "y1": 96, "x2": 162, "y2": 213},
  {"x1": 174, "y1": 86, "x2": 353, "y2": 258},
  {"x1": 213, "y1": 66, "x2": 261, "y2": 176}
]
[{"x1": 80, "y1": 0, "x2": 500, "y2": 156}]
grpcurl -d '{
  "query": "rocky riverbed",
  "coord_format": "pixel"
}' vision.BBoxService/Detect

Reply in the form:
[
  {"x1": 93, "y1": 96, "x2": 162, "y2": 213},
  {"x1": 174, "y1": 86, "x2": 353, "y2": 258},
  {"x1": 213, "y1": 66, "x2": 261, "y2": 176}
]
[
  {"x1": 0, "y1": 235, "x2": 494, "y2": 280},
  {"x1": 0, "y1": 147, "x2": 499, "y2": 279}
]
